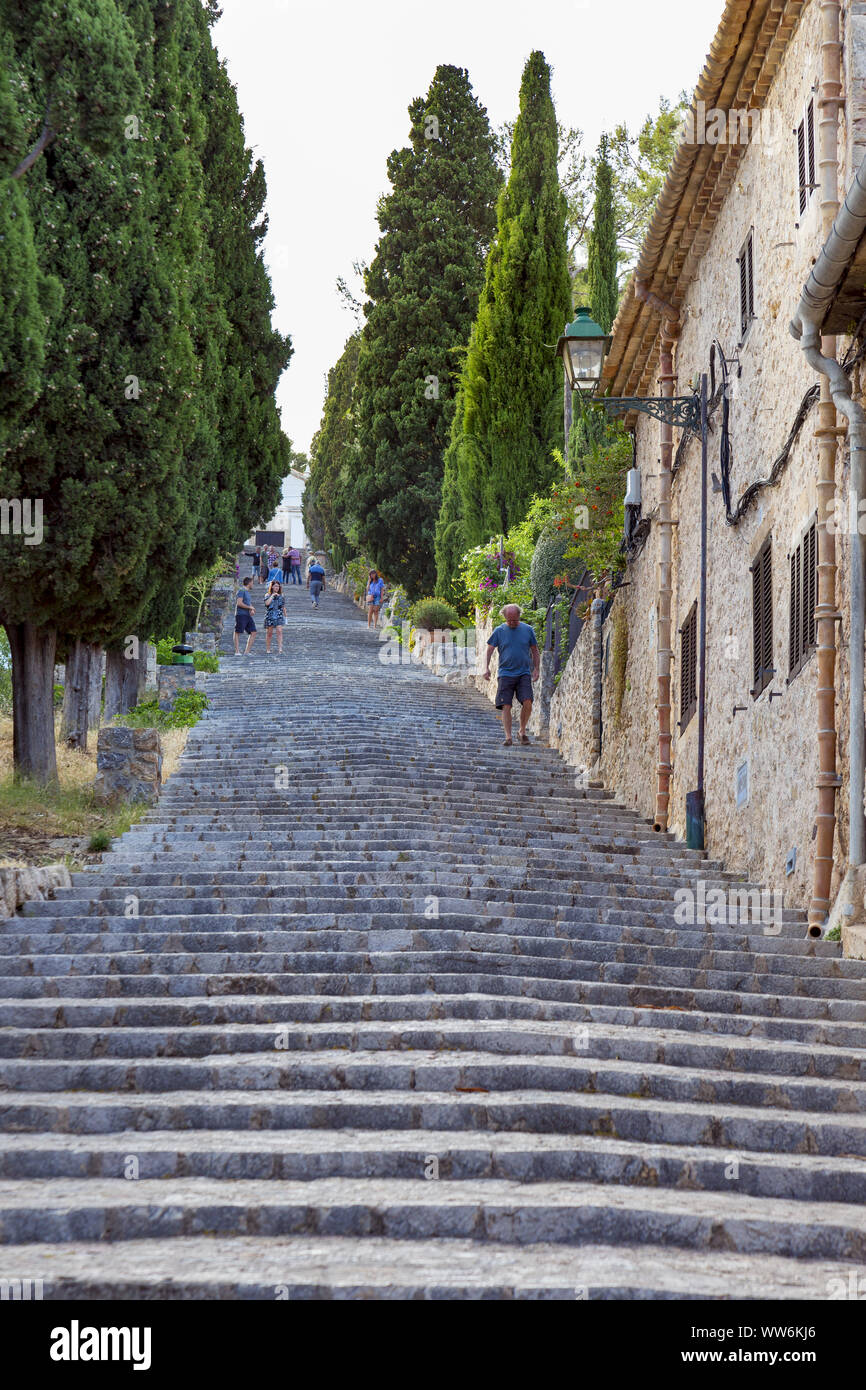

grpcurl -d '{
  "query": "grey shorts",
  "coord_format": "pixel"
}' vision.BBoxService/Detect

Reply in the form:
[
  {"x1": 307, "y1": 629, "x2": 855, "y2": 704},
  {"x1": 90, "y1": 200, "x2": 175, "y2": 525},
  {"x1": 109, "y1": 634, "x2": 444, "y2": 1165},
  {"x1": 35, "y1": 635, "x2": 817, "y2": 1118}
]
[{"x1": 495, "y1": 672, "x2": 533, "y2": 708}]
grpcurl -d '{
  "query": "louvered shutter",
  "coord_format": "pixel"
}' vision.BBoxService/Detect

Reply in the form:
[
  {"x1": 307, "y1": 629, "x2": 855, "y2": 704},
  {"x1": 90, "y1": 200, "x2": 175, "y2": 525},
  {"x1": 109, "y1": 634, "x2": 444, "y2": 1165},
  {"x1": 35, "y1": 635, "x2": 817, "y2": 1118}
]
[
  {"x1": 752, "y1": 559, "x2": 762, "y2": 690},
  {"x1": 739, "y1": 248, "x2": 748, "y2": 338},
  {"x1": 805, "y1": 519, "x2": 817, "y2": 652},
  {"x1": 761, "y1": 543, "x2": 773, "y2": 683},
  {"x1": 751, "y1": 541, "x2": 773, "y2": 696},
  {"x1": 806, "y1": 100, "x2": 816, "y2": 195},
  {"x1": 797, "y1": 117, "x2": 807, "y2": 215}
]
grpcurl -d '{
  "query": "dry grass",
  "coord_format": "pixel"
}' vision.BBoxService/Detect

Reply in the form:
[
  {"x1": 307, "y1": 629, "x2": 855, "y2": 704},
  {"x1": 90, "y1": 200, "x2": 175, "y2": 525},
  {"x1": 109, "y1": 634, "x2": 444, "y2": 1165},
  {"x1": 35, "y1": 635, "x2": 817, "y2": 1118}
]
[{"x1": 0, "y1": 715, "x2": 190, "y2": 866}]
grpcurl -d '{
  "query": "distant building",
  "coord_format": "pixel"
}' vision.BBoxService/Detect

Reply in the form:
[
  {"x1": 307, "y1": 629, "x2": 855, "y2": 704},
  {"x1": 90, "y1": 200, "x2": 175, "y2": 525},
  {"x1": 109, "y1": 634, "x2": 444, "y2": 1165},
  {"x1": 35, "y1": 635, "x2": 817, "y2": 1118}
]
[{"x1": 247, "y1": 469, "x2": 308, "y2": 548}]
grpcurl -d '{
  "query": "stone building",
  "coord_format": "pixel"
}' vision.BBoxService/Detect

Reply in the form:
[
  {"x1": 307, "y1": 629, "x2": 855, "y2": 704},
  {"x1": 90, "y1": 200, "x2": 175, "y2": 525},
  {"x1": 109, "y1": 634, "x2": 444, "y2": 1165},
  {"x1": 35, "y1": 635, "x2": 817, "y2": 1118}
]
[
  {"x1": 245, "y1": 468, "x2": 308, "y2": 548},
  {"x1": 545, "y1": 0, "x2": 866, "y2": 948}
]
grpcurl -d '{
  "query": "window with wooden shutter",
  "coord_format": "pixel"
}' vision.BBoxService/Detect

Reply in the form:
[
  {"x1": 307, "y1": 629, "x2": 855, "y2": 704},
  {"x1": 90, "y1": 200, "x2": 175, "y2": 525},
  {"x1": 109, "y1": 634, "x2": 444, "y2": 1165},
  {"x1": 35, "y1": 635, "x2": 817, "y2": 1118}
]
[
  {"x1": 751, "y1": 538, "x2": 773, "y2": 697},
  {"x1": 738, "y1": 230, "x2": 755, "y2": 340},
  {"x1": 679, "y1": 603, "x2": 697, "y2": 731},
  {"x1": 789, "y1": 516, "x2": 817, "y2": 679},
  {"x1": 796, "y1": 99, "x2": 817, "y2": 216}
]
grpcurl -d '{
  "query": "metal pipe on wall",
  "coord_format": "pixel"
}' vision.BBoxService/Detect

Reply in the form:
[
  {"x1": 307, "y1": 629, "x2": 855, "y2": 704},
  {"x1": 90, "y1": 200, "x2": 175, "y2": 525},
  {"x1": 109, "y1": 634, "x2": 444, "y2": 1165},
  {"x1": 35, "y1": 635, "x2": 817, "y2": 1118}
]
[{"x1": 634, "y1": 279, "x2": 681, "y2": 831}]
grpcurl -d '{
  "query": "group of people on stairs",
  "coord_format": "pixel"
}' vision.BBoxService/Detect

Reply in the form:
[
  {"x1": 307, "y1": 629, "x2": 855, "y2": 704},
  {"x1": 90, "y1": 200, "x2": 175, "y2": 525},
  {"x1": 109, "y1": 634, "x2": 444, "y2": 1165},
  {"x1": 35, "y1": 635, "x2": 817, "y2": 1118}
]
[{"x1": 233, "y1": 551, "x2": 327, "y2": 656}]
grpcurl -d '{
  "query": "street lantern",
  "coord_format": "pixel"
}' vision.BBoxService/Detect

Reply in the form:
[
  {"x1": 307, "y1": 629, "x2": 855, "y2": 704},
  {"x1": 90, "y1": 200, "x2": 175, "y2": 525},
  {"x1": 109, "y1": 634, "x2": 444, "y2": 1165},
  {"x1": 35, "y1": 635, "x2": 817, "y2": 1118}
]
[{"x1": 557, "y1": 307, "x2": 611, "y2": 394}]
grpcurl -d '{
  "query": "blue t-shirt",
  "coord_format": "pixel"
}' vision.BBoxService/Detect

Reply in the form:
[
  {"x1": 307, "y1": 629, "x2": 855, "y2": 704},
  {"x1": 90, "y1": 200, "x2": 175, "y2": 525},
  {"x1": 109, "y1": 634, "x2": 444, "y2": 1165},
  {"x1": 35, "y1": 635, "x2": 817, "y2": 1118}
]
[
  {"x1": 236, "y1": 588, "x2": 252, "y2": 611},
  {"x1": 308, "y1": 564, "x2": 325, "y2": 582},
  {"x1": 368, "y1": 578, "x2": 385, "y2": 603},
  {"x1": 488, "y1": 621, "x2": 538, "y2": 677}
]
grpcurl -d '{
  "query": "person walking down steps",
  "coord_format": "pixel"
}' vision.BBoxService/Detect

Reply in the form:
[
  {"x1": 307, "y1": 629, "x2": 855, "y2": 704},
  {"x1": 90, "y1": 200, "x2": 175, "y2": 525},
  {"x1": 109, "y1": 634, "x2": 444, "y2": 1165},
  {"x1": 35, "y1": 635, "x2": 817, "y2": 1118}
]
[
  {"x1": 366, "y1": 569, "x2": 385, "y2": 630},
  {"x1": 264, "y1": 580, "x2": 286, "y2": 655},
  {"x1": 288, "y1": 545, "x2": 302, "y2": 585},
  {"x1": 307, "y1": 556, "x2": 326, "y2": 607},
  {"x1": 483, "y1": 602, "x2": 540, "y2": 746},
  {"x1": 233, "y1": 576, "x2": 257, "y2": 656}
]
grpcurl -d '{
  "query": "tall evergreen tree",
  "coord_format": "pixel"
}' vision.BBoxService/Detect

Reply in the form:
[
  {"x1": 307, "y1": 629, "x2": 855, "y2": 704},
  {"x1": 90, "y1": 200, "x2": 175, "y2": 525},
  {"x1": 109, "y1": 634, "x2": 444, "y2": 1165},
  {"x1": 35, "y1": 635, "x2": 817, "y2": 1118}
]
[
  {"x1": 587, "y1": 134, "x2": 618, "y2": 332},
  {"x1": 445, "y1": 52, "x2": 571, "y2": 554},
  {"x1": 0, "y1": 0, "x2": 291, "y2": 776},
  {"x1": 305, "y1": 332, "x2": 361, "y2": 567},
  {"x1": 434, "y1": 380, "x2": 469, "y2": 604},
  {"x1": 347, "y1": 65, "x2": 500, "y2": 595}
]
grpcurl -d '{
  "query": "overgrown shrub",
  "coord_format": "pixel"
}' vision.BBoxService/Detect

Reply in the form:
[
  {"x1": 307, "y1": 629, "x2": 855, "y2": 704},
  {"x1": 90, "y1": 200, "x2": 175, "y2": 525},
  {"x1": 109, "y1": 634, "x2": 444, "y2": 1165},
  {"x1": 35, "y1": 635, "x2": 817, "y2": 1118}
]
[
  {"x1": 192, "y1": 651, "x2": 219, "y2": 673},
  {"x1": 530, "y1": 525, "x2": 587, "y2": 607},
  {"x1": 408, "y1": 597, "x2": 462, "y2": 633},
  {"x1": 119, "y1": 690, "x2": 208, "y2": 731},
  {"x1": 155, "y1": 637, "x2": 179, "y2": 667}
]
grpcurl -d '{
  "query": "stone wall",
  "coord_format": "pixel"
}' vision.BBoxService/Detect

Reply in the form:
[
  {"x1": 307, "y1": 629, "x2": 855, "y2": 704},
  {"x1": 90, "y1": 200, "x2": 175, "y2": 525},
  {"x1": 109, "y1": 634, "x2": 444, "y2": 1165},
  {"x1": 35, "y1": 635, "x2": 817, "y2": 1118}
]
[
  {"x1": 547, "y1": 1, "x2": 861, "y2": 908},
  {"x1": 93, "y1": 727, "x2": 163, "y2": 807},
  {"x1": 157, "y1": 665, "x2": 196, "y2": 712}
]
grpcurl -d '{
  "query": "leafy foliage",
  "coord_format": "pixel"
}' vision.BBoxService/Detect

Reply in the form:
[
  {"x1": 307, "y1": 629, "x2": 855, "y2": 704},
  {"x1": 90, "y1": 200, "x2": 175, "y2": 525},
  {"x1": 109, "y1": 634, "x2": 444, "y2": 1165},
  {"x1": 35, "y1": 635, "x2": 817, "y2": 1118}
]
[
  {"x1": 119, "y1": 690, "x2": 208, "y2": 730},
  {"x1": 586, "y1": 135, "x2": 618, "y2": 334},
  {"x1": 347, "y1": 65, "x2": 501, "y2": 595},
  {"x1": 407, "y1": 597, "x2": 462, "y2": 633},
  {"x1": 444, "y1": 52, "x2": 571, "y2": 551}
]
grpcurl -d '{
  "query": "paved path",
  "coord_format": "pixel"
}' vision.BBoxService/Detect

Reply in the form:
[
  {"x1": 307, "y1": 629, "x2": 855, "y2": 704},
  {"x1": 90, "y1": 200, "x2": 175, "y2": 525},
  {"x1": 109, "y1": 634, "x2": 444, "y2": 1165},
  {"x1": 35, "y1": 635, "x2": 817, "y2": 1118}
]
[{"x1": 2, "y1": 574, "x2": 866, "y2": 1298}]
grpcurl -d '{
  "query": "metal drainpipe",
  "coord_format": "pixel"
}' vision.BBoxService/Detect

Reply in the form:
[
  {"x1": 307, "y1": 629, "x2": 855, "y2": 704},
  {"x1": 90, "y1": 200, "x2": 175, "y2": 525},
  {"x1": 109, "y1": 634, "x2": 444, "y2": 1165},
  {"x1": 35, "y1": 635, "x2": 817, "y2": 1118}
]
[
  {"x1": 789, "y1": 0, "x2": 846, "y2": 935},
  {"x1": 635, "y1": 281, "x2": 681, "y2": 831}
]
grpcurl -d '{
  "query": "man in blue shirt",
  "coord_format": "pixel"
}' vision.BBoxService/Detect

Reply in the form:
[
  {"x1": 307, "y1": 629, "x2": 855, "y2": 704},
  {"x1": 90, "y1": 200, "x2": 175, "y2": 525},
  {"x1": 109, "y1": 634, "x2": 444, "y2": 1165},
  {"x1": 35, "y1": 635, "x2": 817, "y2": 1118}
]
[
  {"x1": 306, "y1": 557, "x2": 326, "y2": 607},
  {"x1": 483, "y1": 604, "x2": 540, "y2": 746}
]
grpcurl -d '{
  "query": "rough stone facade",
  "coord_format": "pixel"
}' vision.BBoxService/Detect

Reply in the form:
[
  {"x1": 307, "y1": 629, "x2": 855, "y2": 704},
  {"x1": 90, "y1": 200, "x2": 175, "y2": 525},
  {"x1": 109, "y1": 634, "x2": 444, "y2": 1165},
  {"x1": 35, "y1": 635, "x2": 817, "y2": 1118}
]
[
  {"x1": 547, "y1": 1, "x2": 866, "y2": 912},
  {"x1": 93, "y1": 727, "x2": 163, "y2": 807},
  {"x1": 157, "y1": 665, "x2": 196, "y2": 712},
  {"x1": 197, "y1": 578, "x2": 234, "y2": 638}
]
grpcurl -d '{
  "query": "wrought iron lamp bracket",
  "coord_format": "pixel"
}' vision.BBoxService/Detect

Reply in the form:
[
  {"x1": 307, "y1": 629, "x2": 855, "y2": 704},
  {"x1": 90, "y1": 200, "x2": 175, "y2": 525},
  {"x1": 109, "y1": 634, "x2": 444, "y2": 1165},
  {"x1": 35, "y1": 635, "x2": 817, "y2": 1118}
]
[{"x1": 593, "y1": 395, "x2": 702, "y2": 430}]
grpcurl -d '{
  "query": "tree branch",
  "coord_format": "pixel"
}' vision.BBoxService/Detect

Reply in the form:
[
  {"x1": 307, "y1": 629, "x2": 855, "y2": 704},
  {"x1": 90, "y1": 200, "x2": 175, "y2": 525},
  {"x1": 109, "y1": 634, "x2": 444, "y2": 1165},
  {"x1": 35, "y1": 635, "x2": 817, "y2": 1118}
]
[{"x1": 13, "y1": 103, "x2": 55, "y2": 179}]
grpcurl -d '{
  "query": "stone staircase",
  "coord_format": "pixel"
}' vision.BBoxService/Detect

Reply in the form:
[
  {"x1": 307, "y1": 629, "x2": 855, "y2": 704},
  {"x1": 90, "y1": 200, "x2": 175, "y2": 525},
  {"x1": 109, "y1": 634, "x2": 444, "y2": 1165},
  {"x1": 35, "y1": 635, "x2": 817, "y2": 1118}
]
[{"x1": 2, "y1": 572, "x2": 866, "y2": 1298}]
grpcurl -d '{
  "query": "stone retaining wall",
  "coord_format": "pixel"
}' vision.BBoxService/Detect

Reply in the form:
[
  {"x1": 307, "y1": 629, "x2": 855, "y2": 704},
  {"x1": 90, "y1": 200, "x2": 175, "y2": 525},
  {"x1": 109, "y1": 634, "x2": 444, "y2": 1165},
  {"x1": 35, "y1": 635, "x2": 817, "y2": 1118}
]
[{"x1": 93, "y1": 727, "x2": 163, "y2": 807}]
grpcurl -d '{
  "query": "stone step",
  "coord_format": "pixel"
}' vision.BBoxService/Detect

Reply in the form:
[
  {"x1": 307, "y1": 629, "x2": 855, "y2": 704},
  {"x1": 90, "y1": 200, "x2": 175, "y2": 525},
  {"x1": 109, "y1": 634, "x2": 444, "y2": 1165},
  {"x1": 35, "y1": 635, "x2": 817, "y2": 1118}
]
[
  {"x1": 3, "y1": 1129, "x2": 866, "y2": 1203},
  {"x1": 3, "y1": 1048, "x2": 866, "y2": 1116},
  {"x1": 0, "y1": 1235, "x2": 849, "y2": 1298},
  {"x1": 4, "y1": 1086, "x2": 865, "y2": 1158},
  {"x1": 1, "y1": 1176, "x2": 865, "y2": 1260}
]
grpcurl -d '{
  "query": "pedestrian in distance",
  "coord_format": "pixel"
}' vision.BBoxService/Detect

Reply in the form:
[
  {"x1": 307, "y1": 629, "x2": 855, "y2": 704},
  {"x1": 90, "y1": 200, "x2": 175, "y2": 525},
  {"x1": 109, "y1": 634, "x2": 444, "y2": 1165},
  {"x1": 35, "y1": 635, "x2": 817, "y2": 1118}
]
[
  {"x1": 366, "y1": 569, "x2": 385, "y2": 630},
  {"x1": 281, "y1": 547, "x2": 291, "y2": 584},
  {"x1": 267, "y1": 549, "x2": 282, "y2": 584},
  {"x1": 259, "y1": 548, "x2": 269, "y2": 584},
  {"x1": 482, "y1": 603, "x2": 540, "y2": 746},
  {"x1": 288, "y1": 545, "x2": 302, "y2": 585},
  {"x1": 251, "y1": 548, "x2": 260, "y2": 579},
  {"x1": 264, "y1": 580, "x2": 286, "y2": 654},
  {"x1": 307, "y1": 556, "x2": 326, "y2": 607},
  {"x1": 233, "y1": 576, "x2": 257, "y2": 655}
]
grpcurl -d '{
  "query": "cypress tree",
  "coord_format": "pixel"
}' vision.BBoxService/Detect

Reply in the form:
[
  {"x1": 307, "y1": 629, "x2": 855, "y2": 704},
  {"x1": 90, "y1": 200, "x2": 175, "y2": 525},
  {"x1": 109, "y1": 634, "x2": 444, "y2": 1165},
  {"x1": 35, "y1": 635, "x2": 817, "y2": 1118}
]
[
  {"x1": 305, "y1": 332, "x2": 361, "y2": 565},
  {"x1": 434, "y1": 381, "x2": 469, "y2": 604},
  {"x1": 0, "y1": 0, "x2": 143, "y2": 778},
  {"x1": 587, "y1": 134, "x2": 618, "y2": 333},
  {"x1": 348, "y1": 65, "x2": 500, "y2": 595},
  {"x1": 448, "y1": 51, "x2": 571, "y2": 549}
]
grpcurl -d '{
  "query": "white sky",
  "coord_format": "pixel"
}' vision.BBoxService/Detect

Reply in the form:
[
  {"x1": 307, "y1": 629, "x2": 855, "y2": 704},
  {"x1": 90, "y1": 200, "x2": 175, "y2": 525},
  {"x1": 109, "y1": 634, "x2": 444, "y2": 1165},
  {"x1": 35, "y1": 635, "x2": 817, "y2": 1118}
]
[{"x1": 213, "y1": 0, "x2": 724, "y2": 455}]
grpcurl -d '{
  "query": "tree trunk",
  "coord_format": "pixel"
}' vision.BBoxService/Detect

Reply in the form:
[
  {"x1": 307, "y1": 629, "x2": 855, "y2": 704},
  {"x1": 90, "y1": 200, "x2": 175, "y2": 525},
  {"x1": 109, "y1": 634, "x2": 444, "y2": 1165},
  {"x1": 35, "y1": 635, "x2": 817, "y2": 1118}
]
[
  {"x1": 4, "y1": 620, "x2": 58, "y2": 784},
  {"x1": 87, "y1": 646, "x2": 104, "y2": 730},
  {"x1": 104, "y1": 643, "x2": 147, "y2": 722},
  {"x1": 61, "y1": 640, "x2": 102, "y2": 750}
]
